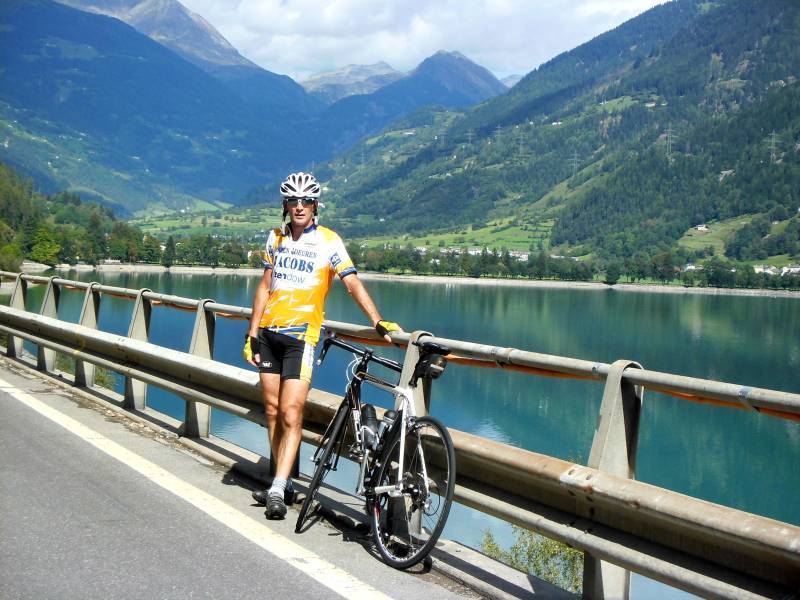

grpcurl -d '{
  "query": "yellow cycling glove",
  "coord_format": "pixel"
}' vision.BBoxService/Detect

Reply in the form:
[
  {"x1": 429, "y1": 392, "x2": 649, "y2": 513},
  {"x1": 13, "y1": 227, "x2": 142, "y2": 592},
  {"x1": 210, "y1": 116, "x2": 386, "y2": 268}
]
[
  {"x1": 243, "y1": 334, "x2": 259, "y2": 363},
  {"x1": 257, "y1": 250, "x2": 270, "y2": 268},
  {"x1": 375, "y1": 320, "x2": 401, "y2": 338}
]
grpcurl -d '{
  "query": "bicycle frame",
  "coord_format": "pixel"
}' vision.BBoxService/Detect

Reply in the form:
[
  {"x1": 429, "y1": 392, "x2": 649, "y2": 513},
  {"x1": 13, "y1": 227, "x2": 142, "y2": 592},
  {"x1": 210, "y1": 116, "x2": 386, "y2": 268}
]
[
  {"x1": 312, "y1": 342, "x2": 431, "y2": 505},
  {"x1": 357, "y1": 370, "x2": 430, "y2": 501}
]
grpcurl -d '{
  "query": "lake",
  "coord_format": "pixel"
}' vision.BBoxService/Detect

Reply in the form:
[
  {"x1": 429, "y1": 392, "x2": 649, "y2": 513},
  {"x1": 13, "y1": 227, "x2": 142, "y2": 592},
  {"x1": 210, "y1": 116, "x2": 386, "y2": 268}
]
[{"x1": 10, "y1": 269, "x2": 800, "y2": 594}]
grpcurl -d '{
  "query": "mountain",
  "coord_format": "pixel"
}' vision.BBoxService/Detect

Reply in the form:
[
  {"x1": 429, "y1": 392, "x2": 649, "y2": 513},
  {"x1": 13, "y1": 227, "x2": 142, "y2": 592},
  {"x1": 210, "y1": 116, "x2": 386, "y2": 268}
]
[
  {"x1": 55, "y1": 0, "x2": 324, "y2": 120},
  {"x1": 0, "y1": 0, "x2": 305, "y2": 213},
  {"x1": 1, "y1": 1, "x2": 506, "y2": 212},
  {"x1": 301, "y1": 62, "x2": 404, "y2": 104},
  {"x1": 313, "y1": 0, "x2": 800, "y2": 264},
  {"x1": 56, "y1": 0, "x2": 254, "y2": 68},
  {"x1": 408, "y1": 51, "x2": 508, "y2": 105},
  {"x1": 312, "y1": 51, "x2": 508, "y2": 155},
  {"x1": 501, "y1": 75, "x2": 522, "y2": 89}
]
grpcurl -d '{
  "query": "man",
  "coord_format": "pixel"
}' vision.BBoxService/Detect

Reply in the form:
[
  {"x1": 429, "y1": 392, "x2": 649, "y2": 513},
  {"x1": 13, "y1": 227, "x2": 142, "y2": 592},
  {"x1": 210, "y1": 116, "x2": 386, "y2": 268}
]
[{"x1": 243, "y1": 172, "x2": 401, "y2": 519}]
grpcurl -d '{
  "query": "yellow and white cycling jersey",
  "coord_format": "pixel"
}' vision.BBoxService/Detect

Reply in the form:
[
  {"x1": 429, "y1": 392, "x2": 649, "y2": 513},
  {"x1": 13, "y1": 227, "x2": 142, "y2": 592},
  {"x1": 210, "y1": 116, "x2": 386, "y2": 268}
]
[{"x1": 259, "y1": 222, "x2": 356, "y2": 345}]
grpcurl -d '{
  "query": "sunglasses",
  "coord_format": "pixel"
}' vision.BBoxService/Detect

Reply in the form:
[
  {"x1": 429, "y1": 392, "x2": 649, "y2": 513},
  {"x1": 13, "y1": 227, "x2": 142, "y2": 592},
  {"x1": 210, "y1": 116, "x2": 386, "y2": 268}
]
[{"x1": 284, "y1": 197, "x2": 317, "y2": 208}]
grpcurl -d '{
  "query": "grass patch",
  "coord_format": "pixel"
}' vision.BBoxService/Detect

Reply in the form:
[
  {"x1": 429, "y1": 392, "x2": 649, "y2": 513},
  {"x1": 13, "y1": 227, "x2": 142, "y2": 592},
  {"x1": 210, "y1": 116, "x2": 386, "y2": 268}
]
[
  {"x1": 361, "y1": 217, "x2": 554, "y2": 252},
  {"x1": 598, "y1": 95, "x2": 636, "y2": 113},
  {"x1": 677, "y1": 214, "x2": 755, "y2": 255},
  {"x1": 131, "y1": 205, "x2": 283, "y2": 239},
  {"x1": 742, "y1": 253, "x2": 796, "y2": 268}
]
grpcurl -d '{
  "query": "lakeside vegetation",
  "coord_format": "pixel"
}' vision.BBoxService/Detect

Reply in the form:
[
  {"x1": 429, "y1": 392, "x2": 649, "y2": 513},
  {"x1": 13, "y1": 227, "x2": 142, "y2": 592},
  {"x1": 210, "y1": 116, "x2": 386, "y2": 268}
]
[
  {"x1": 344, "y1": 243, "x2": 800, "y2": 290},
  {"x1": 0, "y1": 161, "x2": 258, "y2": 271},
  {"x1": 482, "y1": 527, "x2": 583, "y2": 594},
  {"x1": 2, "y1": 161, "x2": 798, "y2": 291}
]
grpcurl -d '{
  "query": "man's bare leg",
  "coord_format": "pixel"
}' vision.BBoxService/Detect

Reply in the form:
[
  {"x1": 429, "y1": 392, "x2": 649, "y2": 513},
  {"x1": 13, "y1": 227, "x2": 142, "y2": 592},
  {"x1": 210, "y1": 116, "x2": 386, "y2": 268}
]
[
  {"x1": 259, "y1": 373, "x2": 308, "y2": 517},
  {"x1": 260, "y1": 372, "x2": 281, "y2": 456},
  {"x1": 273, "y1": 378, "x2": 309, "y2": 479}
]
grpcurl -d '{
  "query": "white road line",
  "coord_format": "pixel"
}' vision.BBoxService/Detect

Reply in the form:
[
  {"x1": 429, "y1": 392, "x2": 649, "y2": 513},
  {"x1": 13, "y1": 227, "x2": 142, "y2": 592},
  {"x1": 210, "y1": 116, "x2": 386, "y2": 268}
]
[{"x1": 0, "y1": 377, "x2": 391, "y2": 600}]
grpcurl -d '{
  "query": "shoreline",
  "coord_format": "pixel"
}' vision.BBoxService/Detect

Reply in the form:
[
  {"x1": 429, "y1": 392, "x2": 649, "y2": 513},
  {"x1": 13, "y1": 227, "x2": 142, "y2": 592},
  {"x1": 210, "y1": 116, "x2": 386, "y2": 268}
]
[
  {"x1": 41, "y1": 263, "x2": 800, "y2": 299},
  {"x1": 359, "y1": 273, "x2": 800, "y2": 298}
]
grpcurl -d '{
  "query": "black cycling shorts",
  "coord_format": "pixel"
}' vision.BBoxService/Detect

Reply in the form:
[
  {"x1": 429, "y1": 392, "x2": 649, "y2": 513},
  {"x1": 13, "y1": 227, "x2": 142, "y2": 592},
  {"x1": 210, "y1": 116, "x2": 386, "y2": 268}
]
[{"x1": 256, "y1": 328, "x2": 315, "y2": 383}]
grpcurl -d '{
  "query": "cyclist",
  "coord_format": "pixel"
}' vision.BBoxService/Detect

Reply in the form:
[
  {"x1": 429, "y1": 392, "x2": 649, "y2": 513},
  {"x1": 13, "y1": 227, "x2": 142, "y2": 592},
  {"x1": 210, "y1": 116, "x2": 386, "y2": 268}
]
[{"x1": 243, "y1": 171, "x2": 401, "y2": 519}]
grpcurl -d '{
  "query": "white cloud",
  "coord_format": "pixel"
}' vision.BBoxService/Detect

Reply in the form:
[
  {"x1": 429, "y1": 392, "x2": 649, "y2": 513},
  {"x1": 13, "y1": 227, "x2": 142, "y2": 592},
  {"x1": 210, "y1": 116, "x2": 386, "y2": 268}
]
[{"x1": 180, "y1": 0, "x2": 665, "y2": 80}]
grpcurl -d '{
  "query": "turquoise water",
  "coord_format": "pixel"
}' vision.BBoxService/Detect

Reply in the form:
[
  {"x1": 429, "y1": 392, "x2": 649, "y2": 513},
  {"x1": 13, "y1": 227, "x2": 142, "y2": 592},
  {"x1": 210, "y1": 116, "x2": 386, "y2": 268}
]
[{"x1": 12, "y1": 272, "x2": 800, "y2": 559}]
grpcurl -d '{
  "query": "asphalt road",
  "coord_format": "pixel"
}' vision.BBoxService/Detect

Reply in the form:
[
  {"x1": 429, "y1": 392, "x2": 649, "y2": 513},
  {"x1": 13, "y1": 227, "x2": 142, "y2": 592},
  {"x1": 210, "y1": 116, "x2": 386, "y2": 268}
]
[{"x1": 0, "y1": 364, "x2": 468, "y2": 600}]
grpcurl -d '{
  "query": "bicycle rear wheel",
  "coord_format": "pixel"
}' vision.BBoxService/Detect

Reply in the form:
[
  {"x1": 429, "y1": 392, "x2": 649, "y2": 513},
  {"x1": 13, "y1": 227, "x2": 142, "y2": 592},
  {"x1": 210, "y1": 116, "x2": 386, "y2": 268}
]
[
  {"x1": 370, "y1": 415, "x2": 455, "y2": 569},
  {"x1": 295, "y1": 399, "x2": 349, "y2": 533}
]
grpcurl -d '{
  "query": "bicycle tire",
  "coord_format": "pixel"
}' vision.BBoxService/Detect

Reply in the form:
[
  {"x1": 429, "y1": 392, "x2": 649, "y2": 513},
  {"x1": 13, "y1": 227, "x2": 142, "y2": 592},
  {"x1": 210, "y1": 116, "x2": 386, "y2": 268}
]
[
  {"x1": 370, "y1": 415, "x2": 455, "y2": 569},
  {"x1": 295, "y1": 399, "x2": 349, "y2": 533}
]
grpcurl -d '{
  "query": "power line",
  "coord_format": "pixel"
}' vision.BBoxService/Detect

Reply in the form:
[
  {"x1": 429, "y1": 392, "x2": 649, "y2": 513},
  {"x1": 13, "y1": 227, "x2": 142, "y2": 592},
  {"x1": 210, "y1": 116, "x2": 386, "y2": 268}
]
[
  {"x1": 769, "y1": 130, "x2": 778, "y2": 164},
  {"x1": 665, "y1": 124, "x2": 676, "y2": 164},
  {"x1": 568, "y1": 150, "x2": 579, "y2": 178}
]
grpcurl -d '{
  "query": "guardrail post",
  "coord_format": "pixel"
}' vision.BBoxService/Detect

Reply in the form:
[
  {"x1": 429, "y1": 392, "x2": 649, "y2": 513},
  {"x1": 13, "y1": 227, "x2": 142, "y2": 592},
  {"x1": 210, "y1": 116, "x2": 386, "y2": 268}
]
[
  {"x1": 398, "y1": 330, "x2": 433, "y2": 416},
  {"x1": 395, "y1": 330, "x2": 433, "y2": 539},
  {"x1": 36, "y1": 277, "x2": 60, "y2": 372},
  {"x1": 183, "y1": 299, "x2": 214, "y2": 437},
  {"x1": 123, "y1": 288, "x2": 151, "y2": 410},
  {"x1": 583, "y1": 359, "x2": 644, "y2": 600},
  {"x1": 75, "y1": 283, "x2": 101, "y2": 388},
  {"x1": 6, "y1": 274, "x2": 28, "y2": 358}
]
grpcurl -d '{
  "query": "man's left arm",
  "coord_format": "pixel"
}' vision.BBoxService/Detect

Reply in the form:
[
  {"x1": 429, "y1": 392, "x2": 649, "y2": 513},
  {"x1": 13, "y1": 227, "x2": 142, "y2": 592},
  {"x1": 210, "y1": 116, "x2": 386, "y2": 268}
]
[{"x1": 340, "y1": 273, "x2": 400, "y2": 342}]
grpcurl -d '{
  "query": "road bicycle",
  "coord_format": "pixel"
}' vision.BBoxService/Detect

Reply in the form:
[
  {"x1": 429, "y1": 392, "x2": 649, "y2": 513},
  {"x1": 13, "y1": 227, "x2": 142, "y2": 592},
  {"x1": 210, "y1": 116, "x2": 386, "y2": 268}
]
[{"x1": 295, "y1": 333, "x2": 456, "y2": 569}]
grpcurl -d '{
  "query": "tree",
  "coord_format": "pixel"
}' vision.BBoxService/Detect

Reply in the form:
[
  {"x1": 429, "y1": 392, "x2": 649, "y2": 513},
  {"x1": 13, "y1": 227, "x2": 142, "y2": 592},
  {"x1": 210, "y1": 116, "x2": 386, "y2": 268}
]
[
  {"x1": 706, "y1": 256, "x2": 735, "y2": 288},
  {"x1": 56, "y1": 227, "x2": 78, "y2": 264},
  {"x1": 85, "y1": 212, "x2": 106, "y2": 264},
  {"x1": 482, "y1": 526, "x2": 582, "y2": 594},
  {"x1": 627, "y1": 251, "x2": 651, "y2": 282},
  {"x1": 604, "y1": 262, "x2": 622, "y2": 285},
  {"x1": 734, "y1": 264, "x2": 757, "y2": 288},
  {"x1": 30, "y1": 227, "x2": 61, "y2": 266},
  {"x1": 162, "y1": 235, "x2": 176, "y2": 267},
  {"x1": 0, "y1": 243, "x2": 22, "y2": 271},
  {"x1": 140, "y1": 235, "x2": 162, "y2": 263},
  {"x1": 220, "y1": 240, "x2": 246, "y2": 267},
  {"x1": 651, "y1": 252, "x2": 676, "y2": 283}
]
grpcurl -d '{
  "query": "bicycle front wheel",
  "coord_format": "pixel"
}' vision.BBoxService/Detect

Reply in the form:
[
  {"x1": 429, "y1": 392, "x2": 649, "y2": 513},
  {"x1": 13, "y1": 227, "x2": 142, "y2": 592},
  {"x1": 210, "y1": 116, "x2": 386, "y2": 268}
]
[
  {"x1": 295, "y1": 399, "x2": 349, "y2": 533},
  {"x1": 370, "y1": 415, "x2": 455, "y2": 569}
]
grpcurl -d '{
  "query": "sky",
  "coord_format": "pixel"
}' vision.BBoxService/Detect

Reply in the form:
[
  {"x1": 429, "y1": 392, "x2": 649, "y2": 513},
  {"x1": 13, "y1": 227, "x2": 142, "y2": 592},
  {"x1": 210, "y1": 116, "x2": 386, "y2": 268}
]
[{"x1": 179, "y1": 0, "x2": 667, "y2": 81}]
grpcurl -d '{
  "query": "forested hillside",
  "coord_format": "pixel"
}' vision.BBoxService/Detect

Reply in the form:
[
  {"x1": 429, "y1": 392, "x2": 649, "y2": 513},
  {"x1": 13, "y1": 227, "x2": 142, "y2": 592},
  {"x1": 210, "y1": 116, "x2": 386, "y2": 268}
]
[
  {"x1": 553, "y1": 82, "x2": 800, "y2": 258},
  {"x1": 315, "y1": 0, "x2": 800, "y2": 265},
  {"x1": 0, "y1": 161, "x2": 258, "y2": 269},
  {"x1": 0, "y1": 161, "x2": 142, "y2": 269}
]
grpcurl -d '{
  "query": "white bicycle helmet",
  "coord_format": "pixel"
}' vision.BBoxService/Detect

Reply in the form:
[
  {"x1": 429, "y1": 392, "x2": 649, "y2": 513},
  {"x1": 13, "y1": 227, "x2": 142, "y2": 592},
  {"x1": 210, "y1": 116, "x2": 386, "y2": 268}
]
[{"x1": 280, "y1": 172, "x2": 321, "y2": 199}]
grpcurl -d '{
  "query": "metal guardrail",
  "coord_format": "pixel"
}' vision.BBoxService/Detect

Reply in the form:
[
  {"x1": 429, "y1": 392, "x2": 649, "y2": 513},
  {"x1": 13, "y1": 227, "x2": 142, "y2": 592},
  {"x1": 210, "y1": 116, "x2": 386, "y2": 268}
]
[{"x1": 1, "y1": 271, "x2": 799, "y2": 599}]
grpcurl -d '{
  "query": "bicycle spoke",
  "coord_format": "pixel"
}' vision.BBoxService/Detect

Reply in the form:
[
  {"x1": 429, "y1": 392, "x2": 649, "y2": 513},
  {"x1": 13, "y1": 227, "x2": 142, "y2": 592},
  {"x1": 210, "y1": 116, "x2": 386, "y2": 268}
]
[{"x1": 371, "y1": 416, "x2": 455, "y2": 569}]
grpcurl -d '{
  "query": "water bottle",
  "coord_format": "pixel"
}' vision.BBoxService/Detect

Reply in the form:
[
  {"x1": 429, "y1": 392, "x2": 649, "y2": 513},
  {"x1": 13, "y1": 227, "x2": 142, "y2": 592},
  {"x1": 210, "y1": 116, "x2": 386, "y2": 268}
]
[
  {"x1": 376, "y1": 409, "x2": 397, "y2": 445},
  {"x1": 361, "y1": 404, "x2": 378, "y2": 449}
]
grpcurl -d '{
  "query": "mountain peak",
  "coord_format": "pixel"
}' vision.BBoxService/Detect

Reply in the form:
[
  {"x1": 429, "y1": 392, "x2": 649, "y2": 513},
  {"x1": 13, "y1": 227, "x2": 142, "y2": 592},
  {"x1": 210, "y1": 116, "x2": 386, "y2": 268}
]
[
  {"x1": 412, "y1": 50, "x2": 507, "y2": 100},
  {"x1": 301, "y1": 62, "x2": 404, "y2": 104},
  {"x1": 430, "y1": 50, "x2": 469, "y2": 61},
  {"x1": 57, "y1": 0, "x2": 254, "y2": 68}
]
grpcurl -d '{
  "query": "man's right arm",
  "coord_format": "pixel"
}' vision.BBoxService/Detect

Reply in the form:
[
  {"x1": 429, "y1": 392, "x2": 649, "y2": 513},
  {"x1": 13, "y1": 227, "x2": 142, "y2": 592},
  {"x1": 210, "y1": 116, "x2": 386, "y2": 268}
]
[
  {"x1": 245, "y1": 268, "x2": 272, "y2": 365},
  {"x1": 248, "y1": 268, "x2": 272, "y2": 335}
]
